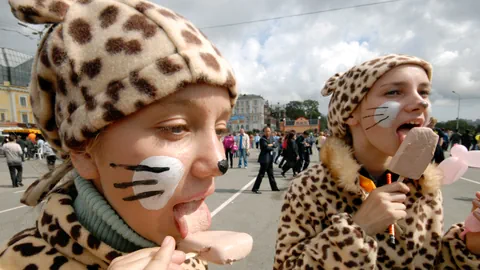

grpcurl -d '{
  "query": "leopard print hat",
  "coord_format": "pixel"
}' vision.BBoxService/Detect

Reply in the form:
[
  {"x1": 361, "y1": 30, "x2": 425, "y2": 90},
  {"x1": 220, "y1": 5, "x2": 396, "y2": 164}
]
[
  {"x1": 9, "y1": 0, "x2": 237, "y2": 154},
  {"x1": 321, "y1": 54, "x2": 432, "y2": 140},
  {"x1": 9, "y1": 0, "x2": 237, "y2": 206}
]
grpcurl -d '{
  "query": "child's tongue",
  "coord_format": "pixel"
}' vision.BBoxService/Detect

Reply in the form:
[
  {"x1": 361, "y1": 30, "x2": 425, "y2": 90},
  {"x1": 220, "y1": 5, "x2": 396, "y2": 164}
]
[
  {"x1": 173, "y1": 200, "x2": 211, "y2": 238},
  {"x1": 397, "y1": 128, "x2": 410, "y2": 143}
]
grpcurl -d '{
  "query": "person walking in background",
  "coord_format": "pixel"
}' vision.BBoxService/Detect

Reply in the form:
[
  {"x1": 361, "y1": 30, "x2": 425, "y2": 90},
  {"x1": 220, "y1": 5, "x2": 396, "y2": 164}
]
[
  {"x1": 233, "y1": 132, "x2": 239, "y2": 158},
  {"x1": 254, "y1": 133, "x2": 261, "y2": 149},
  {"x1": 272, "y1": 132, "x2": 280, "y2": 163},
  {"x1": 25, "y1": 137, "x2": 34, "y2": 160},
  {"x1": 450, "y1": 129, "x2": 461, "y2": 149},
  {"x1": 252, "y1": 127, "x2": 280, "y2": 194},
  {"x1": 441, "y1": 128, "x2": 449, "y2": 151},
  {"x1": 474, "y1": 133, "x2": 480, "y2": 150},
  {"x1": 274, "y1": 133, "x2": 283, "y2": 164},
  {"x1": 36, "y1": 136, "x2": 45, "y2": 151},
  {"x1": 316, "y1": 132, "x2": 327, "y2": 162},
  {"x1": 278, "y1": 134, "x2": 288, "y2": 168},
  {"x1": 294, "y1": 131, "x2": 307, "y2": 173},
  {"x1": 43, "y1": 141, "x2": 57, "y2": 171},
  {"x1": 462, "y1": 130, "x2": 474, "y2": 150},
  {"x1": 302, "y1": 132, "x2": 312, "y2": 171},
  {"x1": 16, "y1": 136, "x2": 26, "y2": 162},
  {"x1": 223, "y1": 133, "x2": 235, "y2": 169},
  {"x1": 281, "y1": 131, "x2": 299, "y2": 177},
  {"x1": 2, "y1": 135, "x2": 23, "y2": 187},
  {"x1": 428, "y1": 118, "x2": 445, "y2": 164},
  {"x1": 236, "y1": 128, "x2": 250, "y2": 168}
]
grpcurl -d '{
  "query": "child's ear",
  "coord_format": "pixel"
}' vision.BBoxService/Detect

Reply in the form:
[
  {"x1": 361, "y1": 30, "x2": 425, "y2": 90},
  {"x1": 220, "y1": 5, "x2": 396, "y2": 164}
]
[{"x1": 70, "y1": 151, "x2": 100, "y2": 180}]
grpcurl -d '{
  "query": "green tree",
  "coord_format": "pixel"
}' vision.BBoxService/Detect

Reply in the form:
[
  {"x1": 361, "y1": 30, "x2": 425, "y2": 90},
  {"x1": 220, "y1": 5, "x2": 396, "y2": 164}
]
[
  {"x1": 437, "y1": 119, "x2": 476, "y2": 133},
  {"x1": 285, "y1": 100, "x2": 321, "y2": 120},
  {"x1": 285, "y1": 101, "x2": 305, "y2": 120},
  {"x1": 303, "y1": 99, "x2": 321, "y2": 119}
]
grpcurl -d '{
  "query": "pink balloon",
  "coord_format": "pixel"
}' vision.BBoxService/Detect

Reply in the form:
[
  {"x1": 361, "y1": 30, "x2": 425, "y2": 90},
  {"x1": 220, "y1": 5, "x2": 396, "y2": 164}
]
[
  {"x1": 451, "y1": 144, "x2": 468, "y2": 160},
  {"x1": 465, "y1": 211, "x2": 480, "y2": 233},
  {"x1": 438, "y1": 157, "x2": 469, "y2": 185},
  {"x1": 466, "y1": 151, "x2": 480, "y2": 168}
]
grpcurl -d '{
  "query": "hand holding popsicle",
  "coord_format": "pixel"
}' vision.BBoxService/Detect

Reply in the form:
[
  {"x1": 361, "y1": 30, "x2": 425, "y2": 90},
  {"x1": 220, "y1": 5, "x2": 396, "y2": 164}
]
[
  {"x1": 108, "y1": 236, "x2": 186, "y2": 270},
  {"x1": 177, "y1": 231, "x2": 253, "y2": 265},
  {"x1": 352, "y1": 182, "x2": 409, "y2": 236}
]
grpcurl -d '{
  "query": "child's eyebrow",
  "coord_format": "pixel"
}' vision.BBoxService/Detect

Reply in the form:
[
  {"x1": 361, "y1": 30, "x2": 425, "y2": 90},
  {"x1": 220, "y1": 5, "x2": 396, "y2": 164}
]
[
  {"x1": 171, "y1": 98, "x2": 232, "y2": 116},
  {"x1": 379, "y1": 82, "x2": 408, "y2": 88},
  {"x1": 418, "y1": 82, "x2": 431, "y2": 88},
  {"x1": 379, "y1": 81, "x2": 431, "y2": 88}
]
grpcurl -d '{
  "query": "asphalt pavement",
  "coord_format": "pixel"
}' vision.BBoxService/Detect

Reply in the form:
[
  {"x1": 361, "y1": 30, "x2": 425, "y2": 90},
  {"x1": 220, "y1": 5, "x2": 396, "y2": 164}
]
[{"x1": 0, "y1": 150, "x2": 479, "y2": 270}]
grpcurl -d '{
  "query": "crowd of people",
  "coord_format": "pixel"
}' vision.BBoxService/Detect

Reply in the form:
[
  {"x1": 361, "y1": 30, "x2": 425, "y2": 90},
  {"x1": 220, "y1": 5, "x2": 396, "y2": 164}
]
[{"x1": 222, "y1": 128, "x2": 330, "y2": 194}]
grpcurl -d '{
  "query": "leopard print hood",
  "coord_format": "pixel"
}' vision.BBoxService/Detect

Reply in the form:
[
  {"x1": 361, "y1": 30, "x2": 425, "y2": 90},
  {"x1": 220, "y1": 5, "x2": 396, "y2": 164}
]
[
  {"x1": 320, "y1": 136, "x2": 443, "y2": 194},
  {"x1": 9, "y1": 0, "x2": 237, "y2": 154},
  {"x1": 321, "y1": 54, "x2": 432, "y2": 140}
]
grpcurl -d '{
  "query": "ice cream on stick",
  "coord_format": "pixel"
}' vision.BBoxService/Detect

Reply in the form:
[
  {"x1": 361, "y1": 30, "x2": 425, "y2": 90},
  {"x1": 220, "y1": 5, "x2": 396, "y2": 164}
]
[
  {"x1": 388, "y1": 127, "x2": 438, "y2": 182},
  {"x1": 177, "y1": 231, "x2": 253, "y2": 265}
]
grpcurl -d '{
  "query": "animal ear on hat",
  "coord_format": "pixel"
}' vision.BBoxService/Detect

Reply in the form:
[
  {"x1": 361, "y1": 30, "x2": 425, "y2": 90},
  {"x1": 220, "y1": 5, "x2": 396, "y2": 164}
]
[
  {"x1": 9, "y1": 0, "x2": 74, "y2": 24},
  {"x1": 321, "y1": 72, "x2": 343, "y2": 97}
]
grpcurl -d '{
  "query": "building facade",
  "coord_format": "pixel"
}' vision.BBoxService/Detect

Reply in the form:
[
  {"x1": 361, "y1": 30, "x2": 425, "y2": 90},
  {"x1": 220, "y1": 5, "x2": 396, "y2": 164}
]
[
  {"x1": 0, "y1": 84, "x2": 34, "y2": 126},
  {"x1": 229, "y1": 94, "x2": 266, "y2": 132},
  {"x1": 0, "y1": 48, "x2": 36, "y2": 134},
  {"x1": 280, "y1": 117, "x2": 322, "y2": 134}
]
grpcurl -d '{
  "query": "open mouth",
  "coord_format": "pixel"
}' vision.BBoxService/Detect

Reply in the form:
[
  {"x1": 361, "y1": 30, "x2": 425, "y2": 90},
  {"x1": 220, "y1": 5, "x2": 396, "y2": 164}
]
[{"x1": 396, "y1": 119, "x2": 423, "y2": 143}]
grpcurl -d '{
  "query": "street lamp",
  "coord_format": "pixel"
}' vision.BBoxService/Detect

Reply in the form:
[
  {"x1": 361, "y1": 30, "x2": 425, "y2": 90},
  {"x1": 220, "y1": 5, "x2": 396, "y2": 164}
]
[{"x1": 452, "y1": 91, "x2": 461, "y2": 130}]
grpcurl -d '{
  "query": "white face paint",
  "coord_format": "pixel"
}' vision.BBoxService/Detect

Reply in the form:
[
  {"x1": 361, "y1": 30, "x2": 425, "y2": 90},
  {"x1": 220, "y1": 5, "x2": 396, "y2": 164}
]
[
  {"x1": 131, "y1": 156, "x2": 184, "y2": 210},
  {"x1": 372, "y1": 101, "x2": 401, "y2": 128}
]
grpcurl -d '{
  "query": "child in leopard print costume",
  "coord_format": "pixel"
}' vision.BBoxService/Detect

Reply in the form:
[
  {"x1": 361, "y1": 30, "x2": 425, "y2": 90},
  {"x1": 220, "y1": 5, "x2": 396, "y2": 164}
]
[
  {"x1": 274, "y1": 54, "x2": 480, "y2": 269},
  {"x1": 1, "y1": 0, "x2": 238, "y2": 269}
]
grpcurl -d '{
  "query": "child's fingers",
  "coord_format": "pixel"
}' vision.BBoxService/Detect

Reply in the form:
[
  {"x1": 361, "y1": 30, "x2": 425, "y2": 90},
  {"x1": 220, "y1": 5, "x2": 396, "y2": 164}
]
[
  {"x1": 170, "y1": 250, "x2": 186, "y2": 265},
  {"x1": 144, "y1": 236, "x2": 175, "y2": 270},
  {"x1": 109, "y1": 247, "x2": 159, "y2": 267},
  {"x1": 168, "y1": 263, "x2": 185, "y2": 270},
  {"x1": 112, "y1": 256, "x2": 153, "y2": 270}
]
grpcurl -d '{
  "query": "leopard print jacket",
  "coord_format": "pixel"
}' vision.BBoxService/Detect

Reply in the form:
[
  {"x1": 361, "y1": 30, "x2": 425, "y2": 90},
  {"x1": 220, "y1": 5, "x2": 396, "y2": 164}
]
[
  {"x1": 0, "y1": 182, "x2": 207, "y2": 270},
  {"x1": 274, "y1": 137, "x2": 480, "y2": 269}
]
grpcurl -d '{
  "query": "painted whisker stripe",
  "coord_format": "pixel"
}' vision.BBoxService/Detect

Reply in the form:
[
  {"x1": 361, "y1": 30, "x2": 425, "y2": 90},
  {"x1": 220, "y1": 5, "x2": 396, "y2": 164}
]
[
  {"x1": 123, "y1": 190, "x2": 165, "y2": 201},
  {"x1": 366, "y1": 106, "x2": 388, "y2": 110},
  {"x1": 366, "y1": 116, "x2": 389, "y2": 130},
  {"x1": 363, "y1": 114, "x2": 384, "y2": 119},
  {"x1": 110, "y1": 163, "x2": 170, "y2": 173},
  {"x1": 114, "y1": 180, "x2": 158, "y2": 189}
]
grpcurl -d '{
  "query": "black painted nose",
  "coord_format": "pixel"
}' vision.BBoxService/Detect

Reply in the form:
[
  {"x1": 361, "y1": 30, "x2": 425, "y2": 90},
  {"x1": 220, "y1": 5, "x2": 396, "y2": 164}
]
[{"x1": 218, "y1": 160, "x2": 228, "y2": 175}]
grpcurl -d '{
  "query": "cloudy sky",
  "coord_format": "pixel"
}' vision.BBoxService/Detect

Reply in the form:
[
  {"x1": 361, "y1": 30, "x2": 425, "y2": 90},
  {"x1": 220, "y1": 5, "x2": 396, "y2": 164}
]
[{"x1": 1, "y1": 0, "x2": 479, "y2": 121}]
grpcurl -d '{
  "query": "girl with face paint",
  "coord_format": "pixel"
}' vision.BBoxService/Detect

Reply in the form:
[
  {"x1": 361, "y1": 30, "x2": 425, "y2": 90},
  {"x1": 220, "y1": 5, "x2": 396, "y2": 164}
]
[
  {"x1": 274, "y1": 55, "x2": 480, "y2": 269},
  {"x1": 1, "y1": 0, "x2": 236, "y2": 269}
]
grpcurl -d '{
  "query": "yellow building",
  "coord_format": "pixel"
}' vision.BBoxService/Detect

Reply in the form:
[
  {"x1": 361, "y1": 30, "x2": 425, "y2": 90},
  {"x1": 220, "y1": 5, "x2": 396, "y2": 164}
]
[{"x1": 0, "y1": 82, "x2": 34, "y2": 125}]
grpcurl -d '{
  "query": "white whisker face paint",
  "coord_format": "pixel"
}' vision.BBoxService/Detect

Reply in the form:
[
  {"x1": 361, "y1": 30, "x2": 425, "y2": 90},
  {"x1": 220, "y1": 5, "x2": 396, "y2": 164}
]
[
  {"x1": 371, "y1": 101, "x2": 401, "y2": 129},
  {"x1": 112, "y1": 156, "x2": 185, "y2": 210}
]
